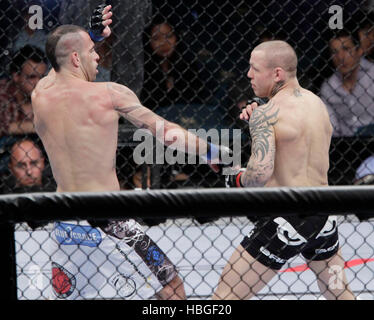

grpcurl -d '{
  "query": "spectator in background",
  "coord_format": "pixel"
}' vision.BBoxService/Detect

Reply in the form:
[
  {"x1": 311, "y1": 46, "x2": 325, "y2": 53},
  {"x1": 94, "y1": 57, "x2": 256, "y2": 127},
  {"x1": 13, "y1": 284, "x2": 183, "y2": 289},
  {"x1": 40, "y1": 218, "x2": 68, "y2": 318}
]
[
  {"x1": 109, "y1": 0, "x2": 152, "y2": 95},
  {"x1": 11, "y1": 0, "x2": 48, "y2": 55},
  {"x1": 3, "y1": 138, "x2": 56, "y2": 192},
  {"x1": 354, "y1": 154, "x2": 374, "y2": 185},
  {"x1": 141, "y1": 18, "x2": 214, "y2": 111},
  {"x1": 140, "y1": 18, "x2": 226, "y2": 192},
  {"x1": 0, "y1": 45, "x2": 47, "y2": 136},
  {"x1": 7, "y1": 138, "x2": 44, "y2": 188},
  {"x1": 141, "y1": 17, "x2": 226, "y2": 129},
  {"x1": 320, "y1": 29, "x2": 374, "y2": 137},
  {"x1": 0, "y1": 0, "x2": 47, "y2": 80},
  {"x1": 2, "y1": 139, "x2": 55, "y2": 228},
  {"x1": 358, "y1": 12, "x2": 374, "y2": 63}
]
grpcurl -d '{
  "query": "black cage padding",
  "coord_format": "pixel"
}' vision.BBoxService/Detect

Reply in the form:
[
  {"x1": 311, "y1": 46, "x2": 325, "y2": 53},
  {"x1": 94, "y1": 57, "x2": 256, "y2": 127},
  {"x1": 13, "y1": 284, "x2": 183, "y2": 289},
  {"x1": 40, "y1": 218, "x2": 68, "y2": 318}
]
[{"x1": 1, "y1": 186, "x2": 373, "y2": 223}]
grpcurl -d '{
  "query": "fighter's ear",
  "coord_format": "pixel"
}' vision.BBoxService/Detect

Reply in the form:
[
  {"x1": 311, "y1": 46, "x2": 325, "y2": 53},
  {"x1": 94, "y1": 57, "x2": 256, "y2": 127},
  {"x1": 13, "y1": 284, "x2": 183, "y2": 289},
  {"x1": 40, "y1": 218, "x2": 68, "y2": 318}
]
[
  {"x1": 273, "y1": 67, "x2": 284, "y2": 81},
  {"x1": 71, "y1": 51, "x2": 80, "y2": 68}
]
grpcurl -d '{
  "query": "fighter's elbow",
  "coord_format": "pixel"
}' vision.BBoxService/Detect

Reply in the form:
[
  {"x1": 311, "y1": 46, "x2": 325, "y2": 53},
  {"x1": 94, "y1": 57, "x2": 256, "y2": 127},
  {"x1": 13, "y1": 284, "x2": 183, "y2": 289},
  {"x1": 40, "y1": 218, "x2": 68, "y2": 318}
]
[
  {"x1": 244, "y1": 175, "x2": 270, "y2": 188},
  {"x1": 163, "y1": 120, "x2": 179, "y2": 132},
  {"x1": 241, "y1": 162, "x2": 274, "y2": 187},
  {"x1": 257, "y1": 172, "x2": 272, "y2": 187},
  {"x1": 163, "y1": 121, "x2": 184, "y2": 145},
  {"x1": 259, "y1": 165, "x2": 274, "y2": 186}
]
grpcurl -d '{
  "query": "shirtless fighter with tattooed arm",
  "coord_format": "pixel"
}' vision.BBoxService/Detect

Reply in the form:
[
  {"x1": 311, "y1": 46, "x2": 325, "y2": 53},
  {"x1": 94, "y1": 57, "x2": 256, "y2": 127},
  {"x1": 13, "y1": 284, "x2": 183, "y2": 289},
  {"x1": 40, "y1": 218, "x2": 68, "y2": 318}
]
[
  {"x1": 213, "y1": 40, "x2": 355, "y2": 300},
  {"x1": 31, "y1": 5, "x2": 230, "y2": 300}
]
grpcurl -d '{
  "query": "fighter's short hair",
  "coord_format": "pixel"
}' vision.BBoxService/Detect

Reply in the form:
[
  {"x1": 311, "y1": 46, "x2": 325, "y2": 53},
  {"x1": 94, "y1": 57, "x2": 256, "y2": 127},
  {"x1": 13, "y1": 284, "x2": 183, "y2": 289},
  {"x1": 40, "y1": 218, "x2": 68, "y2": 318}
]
[{"x1": 45, "y1": 24, "x2": 86, "y2": 72}]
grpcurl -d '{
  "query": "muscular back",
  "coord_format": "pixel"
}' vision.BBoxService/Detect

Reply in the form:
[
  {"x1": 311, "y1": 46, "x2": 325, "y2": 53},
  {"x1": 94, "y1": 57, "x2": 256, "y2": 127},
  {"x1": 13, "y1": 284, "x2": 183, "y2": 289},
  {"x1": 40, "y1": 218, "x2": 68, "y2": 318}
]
[
  {"x1": 32, "y1": 72, "x2": 199, "y2": 192},
  {"x1": 267, "y1": 88, "x2": 332, "y2": 187},
  {"x1": 32, "y1": 76, "x2": 120, "y2": 192}
]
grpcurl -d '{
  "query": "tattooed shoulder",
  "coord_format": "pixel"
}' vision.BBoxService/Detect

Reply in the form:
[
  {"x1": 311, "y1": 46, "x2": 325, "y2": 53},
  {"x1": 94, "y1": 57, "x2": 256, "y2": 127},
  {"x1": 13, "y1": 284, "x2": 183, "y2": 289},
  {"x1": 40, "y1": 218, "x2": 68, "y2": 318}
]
[
  {"x1": 248, "y1": 101, "x2": 278, "y2": 162},
  {"x1": 249, "y1": 100, "x2": 279, "y2": 130}
]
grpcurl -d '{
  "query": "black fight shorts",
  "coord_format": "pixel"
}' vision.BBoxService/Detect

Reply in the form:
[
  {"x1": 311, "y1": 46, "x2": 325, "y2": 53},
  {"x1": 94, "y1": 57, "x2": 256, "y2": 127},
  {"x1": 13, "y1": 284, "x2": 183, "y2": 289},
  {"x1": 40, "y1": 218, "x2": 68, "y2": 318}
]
[{"x1": 241, "y1": 215, "x2": 339, "y2": 270}]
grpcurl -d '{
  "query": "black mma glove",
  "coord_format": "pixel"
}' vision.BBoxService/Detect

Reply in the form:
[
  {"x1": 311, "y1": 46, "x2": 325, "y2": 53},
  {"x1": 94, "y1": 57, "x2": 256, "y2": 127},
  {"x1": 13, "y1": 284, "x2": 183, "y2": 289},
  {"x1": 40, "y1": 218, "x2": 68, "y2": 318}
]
[
  {"x1": 89, "y1": 4, "x2": 107, "y2": 42},
  {"x1": 225, "y1": 168, "x2": 246, "y2": 188}
]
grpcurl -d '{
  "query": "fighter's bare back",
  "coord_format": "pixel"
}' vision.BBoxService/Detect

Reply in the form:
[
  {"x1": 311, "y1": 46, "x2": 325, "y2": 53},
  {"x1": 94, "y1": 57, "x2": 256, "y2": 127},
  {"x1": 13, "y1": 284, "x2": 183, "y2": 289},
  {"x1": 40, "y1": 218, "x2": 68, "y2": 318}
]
[
  {"x1": 32, "y1": 74, "x2": 123, "y2": 192},
  {"x1": 265, "y1": 87, "x2": 332, "y2": 187},
  {"x1": 32, "y1": 65, "x2": 211, "y2": 192}
]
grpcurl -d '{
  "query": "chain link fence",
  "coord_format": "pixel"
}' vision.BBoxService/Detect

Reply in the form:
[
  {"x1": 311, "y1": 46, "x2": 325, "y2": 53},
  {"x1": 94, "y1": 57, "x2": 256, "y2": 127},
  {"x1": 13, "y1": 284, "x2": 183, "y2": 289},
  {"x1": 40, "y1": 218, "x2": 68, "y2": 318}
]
[
  {"x1": 1, "y1": 0, "x2": 374, "y2": 300},
  {"x1": 12, "y1": 215, "x2": 374, "y2": 300}
]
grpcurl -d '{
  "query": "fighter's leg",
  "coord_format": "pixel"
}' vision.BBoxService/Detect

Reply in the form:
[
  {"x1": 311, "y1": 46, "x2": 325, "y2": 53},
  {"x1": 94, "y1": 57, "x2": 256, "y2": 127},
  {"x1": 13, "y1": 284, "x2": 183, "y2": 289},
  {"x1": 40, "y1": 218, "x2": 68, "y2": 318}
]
[
  {"x1": 212, "y1": 244, "x2": 278, "y2": 300},
  {"x1": 155, "y1": 274, "x2": 186, "y2": 300},
  {"x1": 307, "y1": 248, "x2": 355, "y2": 300},
  {"x1": 99, "y1": 219, "x2": 186, "y2": 300},
  {"x1": 213, "y1": 216, "x2": 312, "y2": 300}
]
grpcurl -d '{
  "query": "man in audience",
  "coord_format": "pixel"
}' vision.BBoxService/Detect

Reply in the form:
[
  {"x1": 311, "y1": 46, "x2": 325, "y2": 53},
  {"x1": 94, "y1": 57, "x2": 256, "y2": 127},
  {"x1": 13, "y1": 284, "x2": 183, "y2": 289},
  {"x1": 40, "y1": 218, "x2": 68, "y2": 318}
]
[
  {"x1": 8, "y1": 139, "x2": 45, "y2": 189},
  {"x1": 320, "y1": 29, "x2": 374, "y2": 137},
  {"x1": 3, "y1": 138, "x2": 55, "y2": 229},
  {"x1": 3, "y1": 138, "x2": 55, "y2": 193},
  {"x1": 0, "y1": 45, "x2": 47, "y2": 136},
  {"x1": 358, "y1": 12, "x2": 374, "y2": 63}
]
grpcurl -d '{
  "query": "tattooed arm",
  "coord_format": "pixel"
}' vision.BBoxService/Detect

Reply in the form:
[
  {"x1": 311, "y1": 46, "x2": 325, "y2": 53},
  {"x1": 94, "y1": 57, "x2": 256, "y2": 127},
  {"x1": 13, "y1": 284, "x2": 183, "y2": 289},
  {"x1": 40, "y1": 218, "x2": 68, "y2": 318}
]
[
  {"x1": 241, "y1": 101, "x2": 279, "y2": 187},
  {"x1": 106, "y1": 82, "x2": 209, "y2": 154}
]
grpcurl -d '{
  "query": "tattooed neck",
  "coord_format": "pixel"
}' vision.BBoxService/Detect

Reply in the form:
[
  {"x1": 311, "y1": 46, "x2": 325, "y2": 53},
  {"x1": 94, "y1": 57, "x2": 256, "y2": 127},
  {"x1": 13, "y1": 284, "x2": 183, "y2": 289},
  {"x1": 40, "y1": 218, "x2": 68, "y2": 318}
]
[
  {"x1": 293, "y1": 88, "x2": 302, "y2": 97},
  {"x1": 270, "y1": 80, "x2": 285, "y2": 98}
]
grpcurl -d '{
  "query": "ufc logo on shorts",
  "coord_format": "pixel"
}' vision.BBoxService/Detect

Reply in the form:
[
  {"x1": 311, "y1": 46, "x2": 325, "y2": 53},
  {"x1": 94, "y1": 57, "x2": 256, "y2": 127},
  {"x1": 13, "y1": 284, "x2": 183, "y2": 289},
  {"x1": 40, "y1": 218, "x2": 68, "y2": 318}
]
[{"x1": 273, "y1": 217, "x2": 307, "y2": 246}]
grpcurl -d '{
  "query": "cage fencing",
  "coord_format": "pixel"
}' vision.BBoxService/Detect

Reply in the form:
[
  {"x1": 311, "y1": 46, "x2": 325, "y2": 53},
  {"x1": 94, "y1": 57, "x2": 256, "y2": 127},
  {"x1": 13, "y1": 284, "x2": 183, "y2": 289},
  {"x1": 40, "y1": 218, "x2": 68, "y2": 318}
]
[{"x1": 0, "y1": 0, "x2": 374, "y2": 300}]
